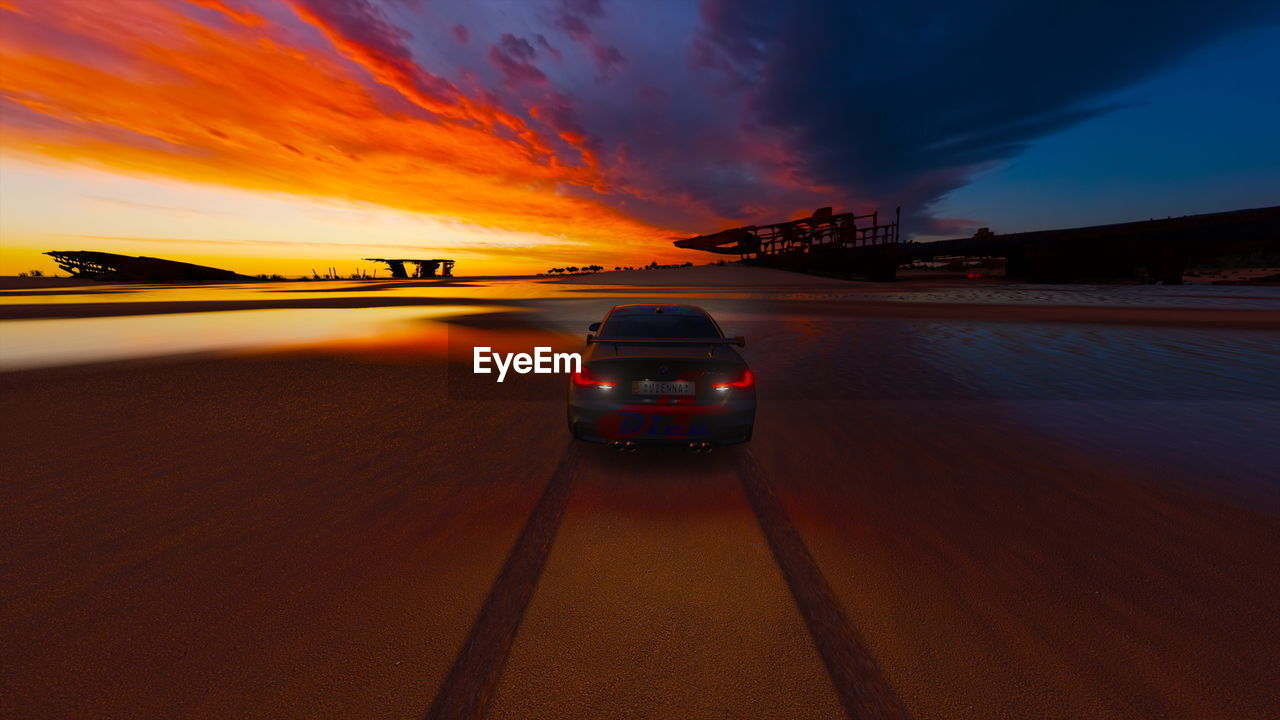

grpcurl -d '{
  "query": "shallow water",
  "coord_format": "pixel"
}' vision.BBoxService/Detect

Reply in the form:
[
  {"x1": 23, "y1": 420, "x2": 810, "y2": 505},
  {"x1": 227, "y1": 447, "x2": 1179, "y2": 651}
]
[
  {"x1": 3, "y1": 276, "x2": 1278, "y2": 370},
  {"x1": 0, "y1": 305, "x2": 484, "y2": 369},
  {"x1": 828, "y1": 283, "x2": 1280, "y2": 310},
  {"x1": 916, "y1": 322, "x2": 1280, "y2": 506},
  {"x1": 5, "y1": 276, "x2": 1277, "y2": 307},
  {"x1": 2, "y1": 276, "x2": 1277, "y2": 510}
]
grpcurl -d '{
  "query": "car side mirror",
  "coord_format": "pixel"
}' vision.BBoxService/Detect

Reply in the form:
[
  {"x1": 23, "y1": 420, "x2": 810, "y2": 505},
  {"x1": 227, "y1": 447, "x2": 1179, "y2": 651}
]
[
  {"x1": 734, "y1": 335, "x2": 746, "y2": 347},
  {"x1": 589, "y1": 322, "x2": 600, "y2": 332}
]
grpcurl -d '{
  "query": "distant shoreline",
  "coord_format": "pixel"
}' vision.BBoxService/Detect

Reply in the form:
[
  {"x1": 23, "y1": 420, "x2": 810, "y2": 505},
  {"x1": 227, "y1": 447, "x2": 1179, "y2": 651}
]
[
  {"x1": 3, "y1": 261, "x2": 1278, "y2": 291},
  {"x1": 0, "y1": 274, "x2": 542, "y2": 290},
  {"x1": 0, "y1": 276, "x2": 105, "y2": 290}
]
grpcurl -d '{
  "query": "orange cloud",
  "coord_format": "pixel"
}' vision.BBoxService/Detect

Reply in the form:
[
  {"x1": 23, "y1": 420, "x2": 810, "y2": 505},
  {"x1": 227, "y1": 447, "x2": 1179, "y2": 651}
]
[
  {"x1": 0, "y1": 0, "x2": 686, "y2": 269},
  {"x1": 184, "y1": 0, "x2": 265, "y2": 26}
]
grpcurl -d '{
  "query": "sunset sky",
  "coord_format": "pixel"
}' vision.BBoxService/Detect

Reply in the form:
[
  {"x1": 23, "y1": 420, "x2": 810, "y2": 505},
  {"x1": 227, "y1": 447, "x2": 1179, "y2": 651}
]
[{"x1": 2, "y1": 0, "x2": 1278, "y2": 277}]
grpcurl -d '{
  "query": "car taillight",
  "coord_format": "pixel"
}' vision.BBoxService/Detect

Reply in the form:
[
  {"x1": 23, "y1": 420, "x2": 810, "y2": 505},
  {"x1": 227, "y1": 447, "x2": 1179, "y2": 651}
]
[
  {"x1": 572, "y1": 366, "x2": 615, "y2": 389},
  {"x1": 713, "y1": 368, "x2": 754, "y2": 390}
]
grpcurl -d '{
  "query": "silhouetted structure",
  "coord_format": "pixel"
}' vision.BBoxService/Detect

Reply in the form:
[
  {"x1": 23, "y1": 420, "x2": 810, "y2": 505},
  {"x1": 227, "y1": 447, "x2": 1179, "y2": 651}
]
[
  {"x1": 911, "y1": 206, "x2": 1280, "y2": 283},
  {"x1": 674, "y1": 207, "x2": 903, "y2": 281},
  {"x1": 45, "y1": 251, "x2": 253, "y2": 282},
  {"x1": 364, "y1": 258, "x2": 455, "y2": 278},
  {"x1": 677, "y1": 205, "x2": 1279, "y2": 283}
]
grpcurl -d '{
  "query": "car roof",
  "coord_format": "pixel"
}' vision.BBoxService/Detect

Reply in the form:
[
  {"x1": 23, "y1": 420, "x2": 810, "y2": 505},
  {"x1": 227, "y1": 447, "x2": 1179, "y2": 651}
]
[{"x1": 607, "y1": 304, "x2": 711, "y2": 316}]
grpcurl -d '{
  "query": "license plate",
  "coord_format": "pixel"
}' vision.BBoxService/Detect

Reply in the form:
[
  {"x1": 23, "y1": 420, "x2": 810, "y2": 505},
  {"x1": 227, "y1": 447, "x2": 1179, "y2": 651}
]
[{"x1": 633, "y1": 380, "x2": 694, "y2": 396}]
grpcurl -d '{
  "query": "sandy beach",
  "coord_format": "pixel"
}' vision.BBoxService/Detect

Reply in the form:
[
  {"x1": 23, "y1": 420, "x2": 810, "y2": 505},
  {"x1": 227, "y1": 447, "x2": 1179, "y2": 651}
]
[{"x1": 2, "y1": 265, "x2": 1278, "y2": 719}]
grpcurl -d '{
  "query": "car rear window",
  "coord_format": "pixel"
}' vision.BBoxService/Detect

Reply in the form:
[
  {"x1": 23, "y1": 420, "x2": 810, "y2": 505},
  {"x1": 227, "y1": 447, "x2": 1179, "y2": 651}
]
[{"x1": 599, "y1": 310, "x2": 720, "y2": 339}]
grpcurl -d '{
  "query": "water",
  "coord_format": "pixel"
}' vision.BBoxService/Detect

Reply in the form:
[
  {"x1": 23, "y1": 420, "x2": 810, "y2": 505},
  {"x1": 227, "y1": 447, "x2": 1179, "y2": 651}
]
[
  {"x1": 2, "y1": 275, "x2": 1277, "y2": 508},
  {"x1": 0, "y1": 305, "x2": 481, "y2": 369},
  {"x1": 3, "y1": 276, "x2": 1276, "y2": 370},
  {"x1": 916, "y1": 322, "x2": 1280, "y2": 506}
]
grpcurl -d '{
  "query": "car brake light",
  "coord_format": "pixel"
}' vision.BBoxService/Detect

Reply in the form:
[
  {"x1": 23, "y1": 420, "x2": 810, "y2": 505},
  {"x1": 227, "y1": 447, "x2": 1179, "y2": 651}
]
[
  {"x1": 572, "y1": 367, "x2": 614, "y2": 389},
  {"x1": 713, "y1": 368, "x2": 754, "y2": 390}
]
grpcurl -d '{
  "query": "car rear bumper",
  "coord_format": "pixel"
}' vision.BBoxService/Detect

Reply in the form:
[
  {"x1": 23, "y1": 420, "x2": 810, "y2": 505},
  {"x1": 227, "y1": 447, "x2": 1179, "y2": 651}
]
[{"x1": 568, "y1": 398, "x2": 755, "y2": 445}]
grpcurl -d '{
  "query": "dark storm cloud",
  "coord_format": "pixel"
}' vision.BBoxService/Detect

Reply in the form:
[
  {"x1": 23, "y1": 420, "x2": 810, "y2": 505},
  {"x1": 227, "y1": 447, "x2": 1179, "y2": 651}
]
[
  {"x1": 692, "y1": 0, "x2": 1280, "y2": 228},
  {"x1": 548, "y1": 0, "x2": 627, "y2": 77},
  {"x1": 555, "y1": 0, "x2": 604, "y2": 41},
  {"x1": 590, "y1": 43, "x2": 626, "y2": 75},
  {"x1": 286, "y1": 0, "x2": 1277, "y2": 234},
  {"x1": 536, "y1": 34, "x2": 563, "y2": 62},
  {"x1": 490, "y1": 34, "x2": 548, "y2": 86}
]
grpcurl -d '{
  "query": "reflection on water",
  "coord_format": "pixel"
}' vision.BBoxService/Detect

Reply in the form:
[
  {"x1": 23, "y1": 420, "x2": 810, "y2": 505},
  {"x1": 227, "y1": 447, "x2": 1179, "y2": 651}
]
[
  {"x1": 0, "y1": 306, "x2": 483, "y2": 370},
  {"x1": 917, "y1": 323, "x2": 1280, "y2": 401},
  {"x1": 826, "y1": 283, "x2": 1280, "y2": 310},
  {"x1": 915, "y1": 322, "x2": 1280, "y2": 507},
  {"x1": 0, "y1": 279, "x2": 541, "y2": 306},
  {"x1": 733, "y1": 313, "x2": 1279, "y2": 509},
  {"x1": 6, "y1": 277, "x2": 1278, "y2": 309},
  {"x1": 1, "y1": 275, "x2": 1276, "y2": 507},
  {"x1": 2, "y1": 276, "x2": 1278, "y2": 374}
]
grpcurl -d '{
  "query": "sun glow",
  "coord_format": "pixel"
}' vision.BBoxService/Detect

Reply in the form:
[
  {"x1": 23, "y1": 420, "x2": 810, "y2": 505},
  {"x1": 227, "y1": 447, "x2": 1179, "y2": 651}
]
[{"x1": 0, "y1": 0, "x2": 687, "y2": 275}]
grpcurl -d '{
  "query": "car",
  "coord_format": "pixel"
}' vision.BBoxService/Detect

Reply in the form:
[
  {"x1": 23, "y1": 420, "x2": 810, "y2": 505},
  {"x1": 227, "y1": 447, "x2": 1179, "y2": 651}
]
[{"x1": 567, "y1": 304, "x2": 755, "y2": 449}]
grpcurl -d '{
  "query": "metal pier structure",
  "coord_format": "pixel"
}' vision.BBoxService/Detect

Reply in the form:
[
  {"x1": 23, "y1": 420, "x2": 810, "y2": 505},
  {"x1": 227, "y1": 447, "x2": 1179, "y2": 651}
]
[
  {"x1": 364, "y1": 258, "x2": 455, "y2": 278},
  {"x1": 673, "y1": 207, "x2": 904, "y2": 281},
  {"x1": 45, "y1": 251, "x2": 253, "y2": 282},
  {"x1": 676, "y1": 205, "x2": 1278, "y2": 283},
  {"x1": 910, "y1": 206, "x2": 1280, "y2": 284}
]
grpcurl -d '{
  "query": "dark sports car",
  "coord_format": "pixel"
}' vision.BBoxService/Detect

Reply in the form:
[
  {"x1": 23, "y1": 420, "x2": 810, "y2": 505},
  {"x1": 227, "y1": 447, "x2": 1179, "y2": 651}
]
[{"x1": 567, "y1": 304, "x2": 755, "y2": 449}]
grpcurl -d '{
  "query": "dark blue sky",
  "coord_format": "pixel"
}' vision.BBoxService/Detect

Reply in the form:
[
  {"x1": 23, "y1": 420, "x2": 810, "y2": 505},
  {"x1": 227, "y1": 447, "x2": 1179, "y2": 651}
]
[{"x1": 937, "y1": 22, "x2": 1280, "y2": 236}]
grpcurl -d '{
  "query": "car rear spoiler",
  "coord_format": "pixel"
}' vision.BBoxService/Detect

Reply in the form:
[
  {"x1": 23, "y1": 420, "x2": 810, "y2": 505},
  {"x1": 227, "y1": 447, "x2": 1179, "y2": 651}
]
[{"x1": 587, "y1": 335, "x2": 746, "y2": 347}]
